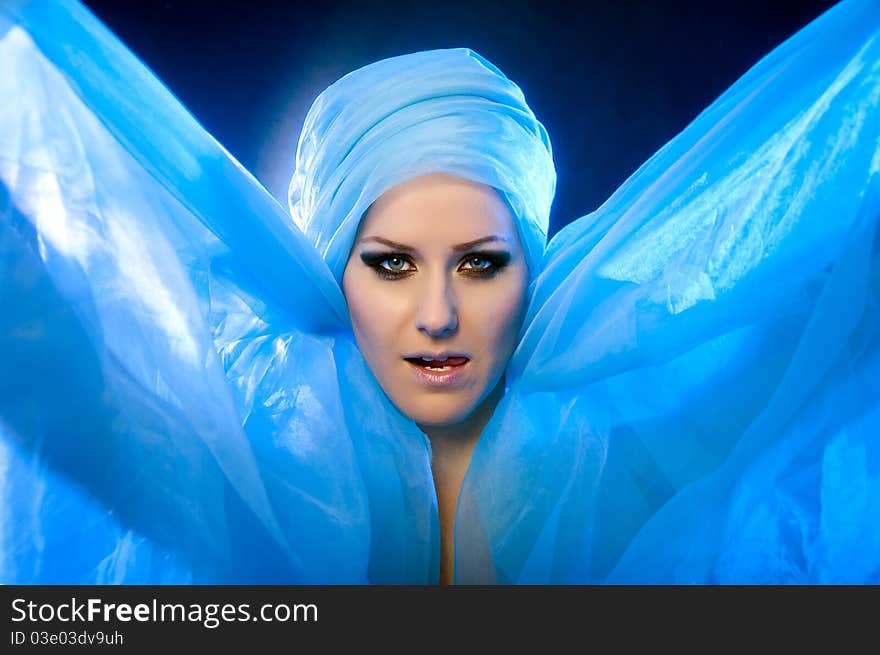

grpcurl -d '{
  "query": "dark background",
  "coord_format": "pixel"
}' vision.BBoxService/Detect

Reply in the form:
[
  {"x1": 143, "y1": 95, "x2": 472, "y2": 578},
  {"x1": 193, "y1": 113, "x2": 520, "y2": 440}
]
[{"x1": 82, "y1": 0, "x2": 839, "y2": 236}]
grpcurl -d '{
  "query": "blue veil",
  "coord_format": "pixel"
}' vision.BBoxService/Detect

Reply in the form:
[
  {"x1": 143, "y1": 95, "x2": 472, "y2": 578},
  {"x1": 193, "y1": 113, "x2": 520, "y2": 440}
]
[
  {"x1": 288, "y1": 48, "x2": 555, "y2": 283},
  {"x1": 462, "y1": 0, "x2": 880, "y2": 582},
  {"x1": 0, "y1": 0, "x2": 878, "y2": 583}
]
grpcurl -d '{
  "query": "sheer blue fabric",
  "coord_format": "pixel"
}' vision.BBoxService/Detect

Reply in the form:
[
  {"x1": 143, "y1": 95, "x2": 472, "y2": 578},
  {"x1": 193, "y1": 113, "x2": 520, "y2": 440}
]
[
  {"x1": 459, "y1": 0, "x2": 880, "y2": 583},
  {"x1": 1, "y1": 0, "x2": 877, "y2": 583},
  {"x1": 0, "y1": 0, "x2": 434, "y2": 583},
  {"x1": 289, "y1": 48, "x2": 555, "y2": 283}
]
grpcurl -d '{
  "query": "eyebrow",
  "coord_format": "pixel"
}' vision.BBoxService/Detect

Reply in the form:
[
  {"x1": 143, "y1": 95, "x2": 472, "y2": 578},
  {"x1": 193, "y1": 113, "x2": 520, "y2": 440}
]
[{"x1": 357, "y1": 235, "x2": 510, "y2": 253}]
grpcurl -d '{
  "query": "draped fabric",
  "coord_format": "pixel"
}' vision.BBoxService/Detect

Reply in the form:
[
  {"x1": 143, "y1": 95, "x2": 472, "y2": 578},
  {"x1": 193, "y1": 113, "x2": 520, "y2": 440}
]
[
  {"x1": 1, "y1": 0, "x2": 877, "y2": 583},
  {"x1": 457, "y1": 0, "x2": 880, "y2": 583},
  {"x1": 288, "y1": 48, "x2": 556, "y2": 283},
  {"x1": 0, "y1": 0, "x2": 434, "y2": 583}
]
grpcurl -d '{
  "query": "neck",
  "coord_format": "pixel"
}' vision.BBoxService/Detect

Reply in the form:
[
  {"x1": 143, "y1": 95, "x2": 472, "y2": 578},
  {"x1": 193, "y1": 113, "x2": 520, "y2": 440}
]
[{"x1": 419, "y1": 377, "x2": 505, "y2": 585}]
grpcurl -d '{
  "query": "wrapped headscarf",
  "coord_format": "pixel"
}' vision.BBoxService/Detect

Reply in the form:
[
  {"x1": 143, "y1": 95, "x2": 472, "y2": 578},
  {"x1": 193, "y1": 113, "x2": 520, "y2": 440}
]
[{"x1": 288, "y1": 48, "x2": 557, "y2": 282}]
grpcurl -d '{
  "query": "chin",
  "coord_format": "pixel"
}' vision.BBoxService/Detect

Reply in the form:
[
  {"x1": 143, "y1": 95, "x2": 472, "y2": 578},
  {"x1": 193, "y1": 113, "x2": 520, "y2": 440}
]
[{"x1": 397, "y1": 395, "x2": 477, "y2": 428}]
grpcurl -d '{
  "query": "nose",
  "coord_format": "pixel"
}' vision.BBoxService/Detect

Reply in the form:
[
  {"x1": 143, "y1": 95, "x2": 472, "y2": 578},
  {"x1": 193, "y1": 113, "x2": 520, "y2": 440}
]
[{"x1": 415, "y1": 273, "x2": 458, "y2": 338}]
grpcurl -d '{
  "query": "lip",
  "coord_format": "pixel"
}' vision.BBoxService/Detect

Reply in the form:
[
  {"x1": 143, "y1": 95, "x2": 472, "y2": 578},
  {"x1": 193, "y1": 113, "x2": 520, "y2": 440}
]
[
  {"x1": 403, "y1": 350, "x2": 471, "y2": 361},
  {"x1": 402, "y1": 352, "x2": 471, "y2": 388}
]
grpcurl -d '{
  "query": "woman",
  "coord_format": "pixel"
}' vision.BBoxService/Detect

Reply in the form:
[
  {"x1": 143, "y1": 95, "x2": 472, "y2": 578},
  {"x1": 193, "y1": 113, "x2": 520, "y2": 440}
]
[
  {"x1": 0, "y1": 0, "x2": 878, "y2": 583},
  {"x1": 341, "y1": 173, "x2": 532, "y2": 584},
  {"x1": 285, "y1": 46, "x2": 555, "y2": 583}
]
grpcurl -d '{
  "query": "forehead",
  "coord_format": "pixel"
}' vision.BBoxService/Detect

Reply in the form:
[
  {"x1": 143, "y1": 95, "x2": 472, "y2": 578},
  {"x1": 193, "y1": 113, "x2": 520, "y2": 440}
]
[{"x1": 358, "y1": 173, "x2": 520, "y2": 246}]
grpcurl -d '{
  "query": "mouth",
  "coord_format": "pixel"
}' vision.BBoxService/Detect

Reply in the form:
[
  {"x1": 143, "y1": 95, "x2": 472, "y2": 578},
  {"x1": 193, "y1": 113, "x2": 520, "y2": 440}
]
[
  {"x1": 404, "y1": 355, "x2": 470, "y2": 370},
  {"x1": 403, "y1": 354, "x2": 470, "y2": 386}
]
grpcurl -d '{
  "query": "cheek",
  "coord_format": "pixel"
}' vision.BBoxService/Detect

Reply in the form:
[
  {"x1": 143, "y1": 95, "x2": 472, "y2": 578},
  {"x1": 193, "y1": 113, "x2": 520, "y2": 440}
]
[
  {"x1": 464, "y1": 277, "x2": 528, "y2": 361},
  {"x1": 343, "y1": 272, "x2": 376, "y2": 354},
  {"x1": 343, "y1": 276, "x2": 408, "y2": 366},
  {"x1": 347, "y1": 291, "x2": 387, "y2": 354}
]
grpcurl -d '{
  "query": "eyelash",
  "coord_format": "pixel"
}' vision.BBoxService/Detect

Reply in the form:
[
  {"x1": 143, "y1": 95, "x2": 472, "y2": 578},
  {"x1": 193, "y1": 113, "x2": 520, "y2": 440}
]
[{"x1": 359, "y1": 251, "x2": 511, "y2": 281}]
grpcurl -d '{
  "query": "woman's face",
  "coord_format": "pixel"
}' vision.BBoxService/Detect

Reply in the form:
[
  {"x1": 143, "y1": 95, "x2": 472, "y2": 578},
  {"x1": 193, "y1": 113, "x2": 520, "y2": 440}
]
[{"x1": 342, "y1": 173, "x2": 529, "y2": 428}]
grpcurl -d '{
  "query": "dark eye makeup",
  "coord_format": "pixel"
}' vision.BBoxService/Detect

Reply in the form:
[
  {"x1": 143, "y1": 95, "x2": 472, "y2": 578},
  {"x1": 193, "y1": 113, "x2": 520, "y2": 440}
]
[{"x1": 359, "y1": 250, "x2": 511, "y2": 280}]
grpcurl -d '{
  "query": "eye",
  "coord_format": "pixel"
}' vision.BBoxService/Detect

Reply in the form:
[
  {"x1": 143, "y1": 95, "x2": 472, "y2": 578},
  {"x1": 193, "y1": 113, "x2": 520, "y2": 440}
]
[
  {"x1": 461, "y1": 255, "x2": 493, "y2": 271},
  {"x1": 382, "y1": 256, "x2": 412, "y2": 273},
  {"x1": 360, "y1": 251, "x2": 416, "y2": 279},
  {"x1": 457, "y1": 251, "x2": 511, "y2": 277}
]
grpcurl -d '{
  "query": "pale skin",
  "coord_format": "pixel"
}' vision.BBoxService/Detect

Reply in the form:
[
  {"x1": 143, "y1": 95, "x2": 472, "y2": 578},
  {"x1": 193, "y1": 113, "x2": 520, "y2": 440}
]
[{"x1": 342, "y1": 173, "x2": 529, "y2": 584}]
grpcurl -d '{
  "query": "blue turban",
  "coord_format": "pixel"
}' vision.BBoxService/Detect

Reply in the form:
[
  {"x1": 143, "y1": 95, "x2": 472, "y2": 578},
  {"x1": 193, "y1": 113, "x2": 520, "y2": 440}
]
[{"x1": 288, "y1": 48, "x2": 557, "y2": 282}]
